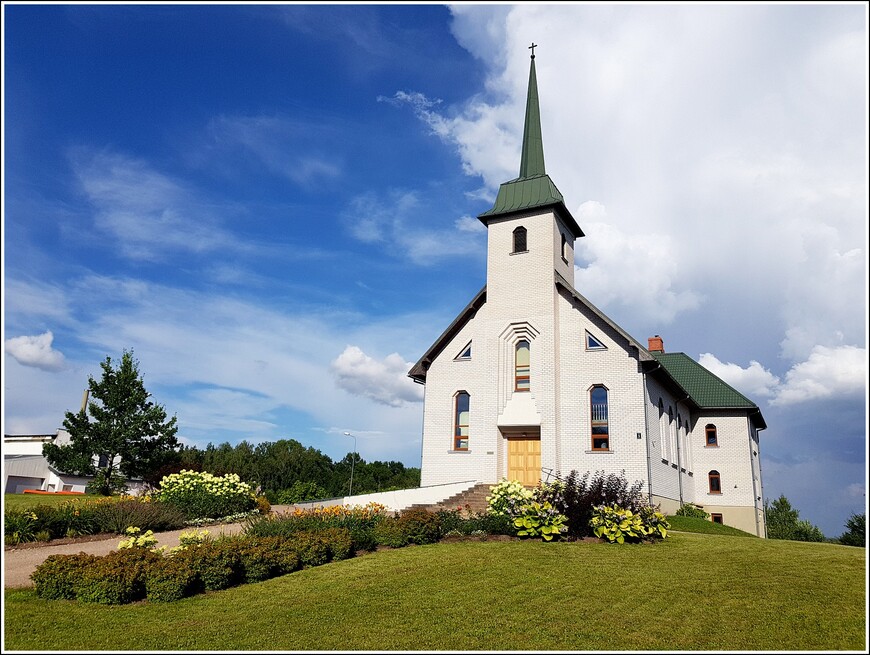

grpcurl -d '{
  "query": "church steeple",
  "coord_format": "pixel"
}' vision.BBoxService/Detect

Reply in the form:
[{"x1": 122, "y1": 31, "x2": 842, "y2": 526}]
[
  {"x1": 478, "y1": 46, "x2": 584, "y2": 239},
  {"x1": 518, "y1": 45, "x2": 545, "y2": 179}
]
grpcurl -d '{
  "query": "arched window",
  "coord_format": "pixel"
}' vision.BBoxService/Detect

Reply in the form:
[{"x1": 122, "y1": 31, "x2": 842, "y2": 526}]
[
  {"x1": 708, "y1": 470, "x2": 721, "y2": 494},
  {"x1": 590, "y1": 385, "x2": 609, "y2": 451},
  {"x1": 705, "y1": 424, "x2": 718, "y2": 447},
  {"x1": 512, "y1": 226, "x2": 527, "y2": 253},
  {"x1": 515, "y1": 340, "x2": 530, "y2": 391},
  {"x1": 454, "y1": 392, "x2": 470, "y2": 451}
]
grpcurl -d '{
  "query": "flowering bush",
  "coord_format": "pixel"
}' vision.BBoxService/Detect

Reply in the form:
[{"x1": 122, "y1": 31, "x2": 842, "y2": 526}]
[
  {"x1": 157, "y1": 470, "x2": 256, "y2": 520},
  {"x1": 590, "y1": 503, "x2": 669, "y2": 544},
  {"x1": 513, "y1": 501, "x2": 568, "y2": 541},
  {"x1": 486, "y1": 479, "x2": 534, "y2": 518},
  {"x1": 117, "y1": 526, "x2": 158, "y2": 550}
]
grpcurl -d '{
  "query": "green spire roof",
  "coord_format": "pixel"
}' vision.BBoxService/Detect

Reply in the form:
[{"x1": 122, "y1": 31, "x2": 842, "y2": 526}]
[
  {"x1": 519, "y1": 54, "x2": 546, "y2": 178},
  {"x1": 478, "y1": 50, "x2": 583, "y2": 238},
  {"x1": 651, "y1": 352, "x2": 767, "y2": 429}
]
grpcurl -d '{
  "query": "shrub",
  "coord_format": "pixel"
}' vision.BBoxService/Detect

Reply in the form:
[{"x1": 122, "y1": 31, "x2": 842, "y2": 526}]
[
  {"x1": 234, "y1": 539, "x2": 283, "y2": 583},
  {"x1": 551, "y1": 470, "x2": 646, "y2": 538},
  {"x1": 396, "y1": 508, "x2": 441, "y2": 545},
  {"x1": 676, "y1": 503, "x2": 710, "y2": 520},
  {"x1": 117, "y1": 526, "x2": 159, "y2": 550},
  {"x1": 157, "y1": 470, "x2": 256, "y2": 520},
  {"x1": 513, "y1": 501, "x2": 568, "y2": 541},
  {"x1": 243, "y1": 503, "x2": 384, "y2": 552},
  {"x1": 145, "y1": 556, "x2": 198, "y2": 602},
  {"x1": 91, "y1": 500, "x2": 186, "y2": 534},
  {"x1": 373, "y1": 516, "x2": 408, "y2": 548},
  {"x1": 591, "y1": 504, "x2": 669, "y2": 544},
  {"x1": 31, "y1": 554, "x2": 99, "y2": 600},
  {"x1": 173, "y1": 540, "x2": 242, "y2": 592},
  {"x1": 486, "y1": 479, "x2": 534, "y2": 518},
  {"x1": 288, "y1": 531, "x2": 331, "y2": 567},
  {"x1": 319, "y1": 527, "x2": 354, "y2": 560},
  {"x1": 74, "y1": 549, "x2": 161, "y2": 604}
]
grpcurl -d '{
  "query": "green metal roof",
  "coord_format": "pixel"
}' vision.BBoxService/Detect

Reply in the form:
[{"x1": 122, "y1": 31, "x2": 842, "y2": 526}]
[
  {"x1": 652, "y1": 352, "x2": 760, "y2": 411},
  {"x1": 478, "y1": 53, "x2": 583, "y2": 239}
]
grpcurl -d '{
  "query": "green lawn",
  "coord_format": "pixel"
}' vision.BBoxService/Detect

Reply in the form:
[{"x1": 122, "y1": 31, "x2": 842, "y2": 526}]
[
  {"x1": 4, "y1": 532, "x2": 865, "y2": 651},
  {"x1": 666, "y1": 514, "x2": 759, "y2": 537},
  {"x1": 3, "y1": 493, "x2": 111, "y2": 510}
]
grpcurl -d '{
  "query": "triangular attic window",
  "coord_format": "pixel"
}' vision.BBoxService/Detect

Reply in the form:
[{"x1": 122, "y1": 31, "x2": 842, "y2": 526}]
[
  {"x1": 585, "y1": 332, "x2": 606, "y2": 350},
  {"x1": 455, "y1": 342, "x2": 472, "y2": 360}
]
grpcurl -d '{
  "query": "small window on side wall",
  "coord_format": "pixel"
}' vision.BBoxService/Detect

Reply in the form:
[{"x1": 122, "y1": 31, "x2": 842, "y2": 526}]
[
  {"x1": 711, "y1": 513, "x2": 724, "y2": 524},
  {"x1": 705, "y1": 424, "x2": 718, "y2": 447},
  {"x1": 512, "y1": 226, "x2": 527, "y2": 253},
  {"x1": 454, "y1": 392, "x2": 470, "y2": 451},
  {"x1": 708, "y1": 470, "x2": 721, "y2": 494},
  {"x1": 455, "y1": 342, "x2": 472, "y2": 360},
  {"x1": 561, "y1": 233, "x2": 568, "y2": 262},
  {"x1": 590, "y1": 385, "x2": 609, "y2": 451},
  {"x1": 585, "y1": 331, "x2": 606, "y2": 350}
]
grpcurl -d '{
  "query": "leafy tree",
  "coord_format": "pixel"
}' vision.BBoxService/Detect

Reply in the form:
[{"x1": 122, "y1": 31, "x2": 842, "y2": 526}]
[
  {"x1": 838, "y1": 513, "x2": 866, "y2": 547},
  {"x1": 44, "y1": 350, "x2": 179, "y2": 495},
  {"x1": 764, "y1": 495, "x2": 825, "y2": 542}
]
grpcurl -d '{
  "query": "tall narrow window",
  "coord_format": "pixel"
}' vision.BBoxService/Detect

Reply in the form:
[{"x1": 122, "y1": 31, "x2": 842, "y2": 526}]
[
  {"x1": 561, "y1": 233, "x2": 568, "y2": 262},
  {"x1": 515, "y1": 340, "x2": 530, "y2": 391},
  {"x1": 591, "y1": 385, "x2": 609, "y2": 450},
  {"x1": 708, "y1": 470, "x2": 721, "y2": 494},
  {"x1": 454, "y1": 392, "x2": 470, "y2": 451},
  {"x1": 513, "y1": 226, "x2": 527, "y2": 253},
  {"x1": 705, "y1": 424, "x2": 718, "y2": 447}
]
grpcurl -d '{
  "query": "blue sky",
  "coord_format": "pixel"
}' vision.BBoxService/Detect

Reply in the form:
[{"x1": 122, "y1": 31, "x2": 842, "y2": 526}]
[{"x1": 3, "y1": 3, "x2": 867, "y2": 538}]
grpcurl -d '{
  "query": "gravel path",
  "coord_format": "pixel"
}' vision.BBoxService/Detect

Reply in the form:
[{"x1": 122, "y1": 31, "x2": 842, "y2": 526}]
[{"x1": 3, "y1": 506, "x2": 295, "y2": 589}]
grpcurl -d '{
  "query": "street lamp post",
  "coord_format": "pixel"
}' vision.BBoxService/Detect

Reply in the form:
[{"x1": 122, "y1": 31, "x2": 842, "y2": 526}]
[{"x1": 343, "y1": 432, "x2": 357, "y2": 497}]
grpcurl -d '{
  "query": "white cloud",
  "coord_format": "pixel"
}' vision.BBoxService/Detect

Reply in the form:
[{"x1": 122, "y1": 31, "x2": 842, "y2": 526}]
[
  {"x1": 200, "y1": 114, "x2": 342, "y2": 185},
  {"x1": 343, "y1": 190, "x2": 485, "y2": 265},
  {"x1": 772, "y1": 345, "x2": 867, "y2": 406},
  {"x1": 455, "y1": 215, "x2": 487, "y2": 233},
  {"x1": 574, "y1": 210, "x2": 703, "y2": 325},
  {"x1": 698, "y1": 353, "x2": 781, "y2": 399},
  {"x1": 330, "y1": 345, "x2": 424, "y2": 408},
  {"x1": 70, "y1": 149, "x2": 243, "y2": 262},
  {"x1": 4, "y1": 331, "x2": 67, "y2": 372}
]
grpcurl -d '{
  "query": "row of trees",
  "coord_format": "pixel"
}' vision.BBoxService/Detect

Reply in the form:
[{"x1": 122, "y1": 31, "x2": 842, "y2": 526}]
[
  {"x1": 765, "y1": 495, "x2": 865, "y2": 547},
  {"x1": 43, "y1": 350, "x2": 419, "y2": 501}
]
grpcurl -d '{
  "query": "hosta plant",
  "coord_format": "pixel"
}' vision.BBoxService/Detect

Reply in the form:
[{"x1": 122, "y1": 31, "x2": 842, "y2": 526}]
[
  {"x1": 513, "y1": 501, "x2": 568, "y2": 541},
  {"x1": 591, "y1": 504, "x2": 669, "y2": 544}
]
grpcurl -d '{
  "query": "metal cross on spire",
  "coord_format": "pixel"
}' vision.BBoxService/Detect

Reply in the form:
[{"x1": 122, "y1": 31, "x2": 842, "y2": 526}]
[{"x1": 528, "y1": 42, "x2": 537, "y2": 59}]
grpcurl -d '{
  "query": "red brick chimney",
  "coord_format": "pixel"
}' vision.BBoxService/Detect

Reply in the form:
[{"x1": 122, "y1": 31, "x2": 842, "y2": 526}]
[{"x1": 648, "y1": 335, "x2": 665, "y2": 353}]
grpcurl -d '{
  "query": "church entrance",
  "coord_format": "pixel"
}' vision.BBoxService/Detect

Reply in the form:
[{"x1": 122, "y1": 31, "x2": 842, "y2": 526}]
[{"x1": 506, "y1": 433, "x2": 541, "y2": 487}]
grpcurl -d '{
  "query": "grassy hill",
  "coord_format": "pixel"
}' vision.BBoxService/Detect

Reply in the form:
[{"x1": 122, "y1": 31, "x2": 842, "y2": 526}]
[{"x1": 4, "y1": 532, "x2": 865, "y2": 651}]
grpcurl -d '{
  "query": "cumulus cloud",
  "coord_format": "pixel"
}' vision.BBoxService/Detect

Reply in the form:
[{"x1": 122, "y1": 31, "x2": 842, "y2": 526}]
[
  {"x1": 574, "y1": 204, "x2": 703, "y2": 325},
  {"x1": 331, "y1": 345, "x2": 424, "y2": 407},
  {"x1": 698, "y1": 345, "x2": 867, "y2": 407},
  {"x1": 772, "y1": 345, "x2": 867, "y2": 406},
  {"x1": 698, "y1": 353, "x2": 781, "y2": 399},
  {"x1": 5, "y1": 331, "x2": 67, "y2": 372}
]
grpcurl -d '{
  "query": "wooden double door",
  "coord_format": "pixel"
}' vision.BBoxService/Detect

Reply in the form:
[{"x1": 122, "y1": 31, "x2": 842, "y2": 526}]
[{"x1": 507, "y1": 434, "x2": 541, "y2": 487}]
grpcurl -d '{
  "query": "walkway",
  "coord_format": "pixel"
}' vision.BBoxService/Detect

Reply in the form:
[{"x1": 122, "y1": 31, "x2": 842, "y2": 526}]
[{"x1": 3, "y1": 506, "x2": 294, "y2": 589}]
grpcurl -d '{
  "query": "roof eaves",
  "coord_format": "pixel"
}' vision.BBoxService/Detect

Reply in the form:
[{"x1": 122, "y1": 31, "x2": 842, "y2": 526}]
[{"x1": 408, "y1": 286, "x2": 487, "y2": 384}]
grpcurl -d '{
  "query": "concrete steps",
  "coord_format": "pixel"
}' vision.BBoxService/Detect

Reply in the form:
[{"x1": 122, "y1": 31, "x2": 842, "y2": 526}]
[{"x1": 409, "y1": 483, "x2": 493, "y2": 515}]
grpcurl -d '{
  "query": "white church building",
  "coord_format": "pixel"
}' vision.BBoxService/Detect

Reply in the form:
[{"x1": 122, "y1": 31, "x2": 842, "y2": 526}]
[{"x1": 408, "y1": 51, "x2": 767, "y2": 537}]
